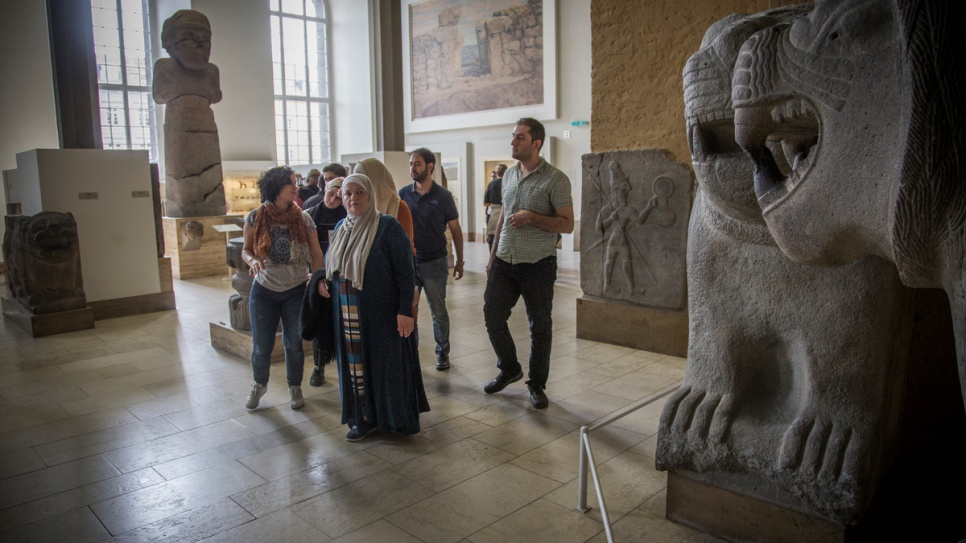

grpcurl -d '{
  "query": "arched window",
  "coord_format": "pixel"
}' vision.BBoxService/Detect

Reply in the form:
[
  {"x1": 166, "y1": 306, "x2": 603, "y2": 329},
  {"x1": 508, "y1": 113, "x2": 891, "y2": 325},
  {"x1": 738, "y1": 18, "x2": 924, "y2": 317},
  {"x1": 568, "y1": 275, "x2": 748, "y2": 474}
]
[
  {"x1": 90, "y1": 0, "x2": 158, "y2": 162},
  {"x1": 271, "y1": 0, "x2": 332, "y2": 166}
]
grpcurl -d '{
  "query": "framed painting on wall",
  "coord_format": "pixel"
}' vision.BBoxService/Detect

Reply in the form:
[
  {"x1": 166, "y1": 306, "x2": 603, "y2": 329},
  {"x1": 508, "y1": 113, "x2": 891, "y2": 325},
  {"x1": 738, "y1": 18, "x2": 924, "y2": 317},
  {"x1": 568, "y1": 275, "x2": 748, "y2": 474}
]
[{"x1": 401, "y1": 0, "x2": 558, "y2": 133}]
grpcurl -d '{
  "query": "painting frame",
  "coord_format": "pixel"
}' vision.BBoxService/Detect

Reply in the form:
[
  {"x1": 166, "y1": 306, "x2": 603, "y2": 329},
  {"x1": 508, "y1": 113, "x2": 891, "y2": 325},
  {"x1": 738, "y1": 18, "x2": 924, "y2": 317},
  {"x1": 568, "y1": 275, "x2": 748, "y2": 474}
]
[{"x1": 401, "y1": 0, "x2": 558, "y2": 134}]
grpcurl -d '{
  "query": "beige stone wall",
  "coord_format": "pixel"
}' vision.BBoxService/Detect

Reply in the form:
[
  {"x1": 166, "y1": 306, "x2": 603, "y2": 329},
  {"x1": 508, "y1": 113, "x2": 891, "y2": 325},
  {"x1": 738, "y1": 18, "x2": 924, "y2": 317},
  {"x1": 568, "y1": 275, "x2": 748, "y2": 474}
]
[{"x1": 591, "y1": 0, "x2": 805, "y2": 161}]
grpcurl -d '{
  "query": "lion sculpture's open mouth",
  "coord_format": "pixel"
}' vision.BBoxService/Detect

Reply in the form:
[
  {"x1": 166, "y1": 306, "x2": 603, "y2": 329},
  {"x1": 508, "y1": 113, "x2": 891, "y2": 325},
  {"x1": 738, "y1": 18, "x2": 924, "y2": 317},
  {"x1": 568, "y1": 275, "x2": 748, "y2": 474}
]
[{"x1": 734, "y1": 98, "x2": 820, "y2": 212}]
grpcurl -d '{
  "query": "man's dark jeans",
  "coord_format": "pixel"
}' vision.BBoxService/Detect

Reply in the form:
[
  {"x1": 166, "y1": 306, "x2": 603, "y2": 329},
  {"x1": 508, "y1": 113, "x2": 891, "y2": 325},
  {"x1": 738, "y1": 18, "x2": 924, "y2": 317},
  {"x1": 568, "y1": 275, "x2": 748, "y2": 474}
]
[{"x1": 483, "y1": 256, "x2": 557, "y2": 388}]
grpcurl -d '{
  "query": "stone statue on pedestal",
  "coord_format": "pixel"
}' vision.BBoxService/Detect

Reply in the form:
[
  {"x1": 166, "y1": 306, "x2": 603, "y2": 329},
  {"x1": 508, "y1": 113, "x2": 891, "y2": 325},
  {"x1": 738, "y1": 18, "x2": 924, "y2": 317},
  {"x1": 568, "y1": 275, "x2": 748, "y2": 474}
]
[
  {"x1": 153, "y1": 9, "x2": 226, "y2": 218},
  {"x1": 2, "y1": 212, "x2": 87, "y2": 314},
  {"x1": 226, "y1": 237, "x2": 252, "y2": 331}
]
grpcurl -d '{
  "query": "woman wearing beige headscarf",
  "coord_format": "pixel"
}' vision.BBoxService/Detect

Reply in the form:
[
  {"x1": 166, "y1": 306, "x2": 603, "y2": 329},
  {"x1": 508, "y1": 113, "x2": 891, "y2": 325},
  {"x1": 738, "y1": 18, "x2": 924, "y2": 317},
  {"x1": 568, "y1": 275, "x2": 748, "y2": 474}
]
[
  {"x1": 353, "y1": 158, "x2": 414, "y2": 249},
  {"x1": 314, "y1": 174, "x2": 429, "y2": 441}
]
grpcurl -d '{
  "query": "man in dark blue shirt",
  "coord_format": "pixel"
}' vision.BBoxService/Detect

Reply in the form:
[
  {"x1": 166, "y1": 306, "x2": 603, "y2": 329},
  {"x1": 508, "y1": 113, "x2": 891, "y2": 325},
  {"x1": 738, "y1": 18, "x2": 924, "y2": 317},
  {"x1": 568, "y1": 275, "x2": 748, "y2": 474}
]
[{"x1": 400, "y1": 148, "x2": 464, "y2": 370}]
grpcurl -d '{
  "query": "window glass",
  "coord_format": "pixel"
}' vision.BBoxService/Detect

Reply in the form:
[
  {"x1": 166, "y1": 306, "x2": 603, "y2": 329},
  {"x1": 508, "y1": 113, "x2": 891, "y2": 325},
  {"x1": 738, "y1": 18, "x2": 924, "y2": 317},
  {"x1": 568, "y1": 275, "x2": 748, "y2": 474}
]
[
  {"x1": 271, "y1": 0, "x2": 332, "y2": 166},
  {"x1": 91, "y1": 0, "x2": 157, "y2": 162},
  {"x1": 281, "y1": 0, "x2": 304, "y2": 16}
]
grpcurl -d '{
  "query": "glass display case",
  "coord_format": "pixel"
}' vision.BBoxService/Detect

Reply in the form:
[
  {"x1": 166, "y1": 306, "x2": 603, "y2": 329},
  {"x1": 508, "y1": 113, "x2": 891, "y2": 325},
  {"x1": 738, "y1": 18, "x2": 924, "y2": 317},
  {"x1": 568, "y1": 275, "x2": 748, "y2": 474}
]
[{"x1": 224, "y1": 173, "x2": 260, "y2": 215}]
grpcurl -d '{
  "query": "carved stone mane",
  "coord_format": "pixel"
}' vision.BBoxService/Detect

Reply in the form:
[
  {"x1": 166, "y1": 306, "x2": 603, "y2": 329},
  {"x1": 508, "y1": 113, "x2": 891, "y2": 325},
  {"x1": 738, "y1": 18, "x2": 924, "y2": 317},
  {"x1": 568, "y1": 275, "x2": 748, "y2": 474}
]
[{"x1": 893, "y1": 0, "x2": 966, "y2": 288}]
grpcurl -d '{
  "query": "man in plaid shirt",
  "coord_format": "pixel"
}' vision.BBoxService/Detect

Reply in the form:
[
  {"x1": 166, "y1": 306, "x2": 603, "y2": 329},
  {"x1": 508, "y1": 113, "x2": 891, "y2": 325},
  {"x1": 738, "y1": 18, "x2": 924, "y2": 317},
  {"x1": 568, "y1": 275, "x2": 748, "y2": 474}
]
[{"x1": 482, "y1": 117, "x2": 574, "y2": 409}]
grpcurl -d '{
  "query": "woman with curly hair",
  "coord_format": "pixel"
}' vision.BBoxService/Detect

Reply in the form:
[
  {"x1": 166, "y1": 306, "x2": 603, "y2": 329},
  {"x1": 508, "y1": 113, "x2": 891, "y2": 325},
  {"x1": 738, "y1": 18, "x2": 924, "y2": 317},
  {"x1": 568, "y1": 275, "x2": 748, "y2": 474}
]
[{"x1": 241, "y1": 166, "x2": 324, "y2": 410}]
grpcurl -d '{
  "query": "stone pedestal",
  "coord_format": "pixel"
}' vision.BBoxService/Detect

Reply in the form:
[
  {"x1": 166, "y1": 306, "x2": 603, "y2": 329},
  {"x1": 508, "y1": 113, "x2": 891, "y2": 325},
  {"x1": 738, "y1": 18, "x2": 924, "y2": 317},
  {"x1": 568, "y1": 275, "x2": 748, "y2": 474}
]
[
  {"x1": 576, "y1": 296, "x2": 687, "y2": 357},
  {"x1": 2, "y1": 295, "x2": 94, "y2": 337},
  {"x1": 209, "y1": 321, "x2": 311, "y2": 364},
  {"x1": 667, "y1": 472, "x2": 845, "y2": 542},
  {"x1": 163, "y1": 215, "x2": 238, "y2": 279}
]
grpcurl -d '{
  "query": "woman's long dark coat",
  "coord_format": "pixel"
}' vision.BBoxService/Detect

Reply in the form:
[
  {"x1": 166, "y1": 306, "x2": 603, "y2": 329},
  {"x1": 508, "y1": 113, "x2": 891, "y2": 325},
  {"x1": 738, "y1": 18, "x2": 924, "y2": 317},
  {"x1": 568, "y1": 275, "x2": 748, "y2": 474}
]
[{"x1": 328, "y1": 215, "x2": 429, "y2": 435}]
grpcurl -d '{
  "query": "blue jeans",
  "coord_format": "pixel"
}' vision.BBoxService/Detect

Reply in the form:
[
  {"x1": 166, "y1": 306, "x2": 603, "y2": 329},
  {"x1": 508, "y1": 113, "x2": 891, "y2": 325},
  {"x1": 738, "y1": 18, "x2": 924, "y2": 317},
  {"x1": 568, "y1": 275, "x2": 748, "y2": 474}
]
[
  {"x1": 483, "y1": 256, "x2": 557, "y2": 388},
  {"x1": 415, "y1": 256, "x2": 450, "y2": 359},
  {"x1": 249, "y1": 281, "x2": 305, "y2": 386}
]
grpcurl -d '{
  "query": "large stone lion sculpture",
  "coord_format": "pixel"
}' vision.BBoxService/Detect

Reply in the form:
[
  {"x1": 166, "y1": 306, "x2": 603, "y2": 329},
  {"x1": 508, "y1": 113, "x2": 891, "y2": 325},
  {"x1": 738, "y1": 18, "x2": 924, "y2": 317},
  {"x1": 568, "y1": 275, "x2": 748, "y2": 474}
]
[
  {"x1": 656, "y1": 5, "x2": 919, "y2": 522},
  {"x1": 732, "y1": 0, "x2": 966, "y2": 409}
]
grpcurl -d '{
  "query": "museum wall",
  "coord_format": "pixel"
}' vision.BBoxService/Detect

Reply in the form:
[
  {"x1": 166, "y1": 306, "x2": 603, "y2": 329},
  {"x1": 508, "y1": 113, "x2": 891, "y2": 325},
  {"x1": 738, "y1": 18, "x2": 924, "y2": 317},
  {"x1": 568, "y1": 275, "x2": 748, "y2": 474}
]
[
  {"x1": 0, "y1": 0, "x2": 60, "y2": 256},
  {"x1": 330, "y1": 0, "x2": 377, "y2": 158},
  {"x1": 590, "y1": 0, "x2": 803, "y2": 161}
]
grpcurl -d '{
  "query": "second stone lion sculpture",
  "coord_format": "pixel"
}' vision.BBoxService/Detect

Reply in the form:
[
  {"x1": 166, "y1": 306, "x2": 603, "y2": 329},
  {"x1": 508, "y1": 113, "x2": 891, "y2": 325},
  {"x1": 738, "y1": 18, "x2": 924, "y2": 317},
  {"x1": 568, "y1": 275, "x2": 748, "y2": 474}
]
[{"x1": 2, "y1": 212, "x2": 87, "y2": 315}]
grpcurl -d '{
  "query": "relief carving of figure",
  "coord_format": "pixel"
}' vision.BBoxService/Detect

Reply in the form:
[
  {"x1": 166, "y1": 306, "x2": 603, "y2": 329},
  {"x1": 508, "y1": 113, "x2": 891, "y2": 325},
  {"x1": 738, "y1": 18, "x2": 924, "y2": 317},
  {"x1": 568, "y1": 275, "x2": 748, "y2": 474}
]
[
  {"x1": 656, "y1": 6, "x2": 919, "y2": 522},
  {"x1": 596, "y1": 162, "x2": 676, "y2": 295},
  {"x1": 153, "y1": 9, "x2": 226, "y2": 218},
  {"x1": 597, "y1": 162, "x2": 646, "y2": 294},
  {"x1": 731, "y1": 0, "x2": 966, "y2": 412},
  {"x1": 2, "y1": 212, "x2": 87, "y2": 315}
]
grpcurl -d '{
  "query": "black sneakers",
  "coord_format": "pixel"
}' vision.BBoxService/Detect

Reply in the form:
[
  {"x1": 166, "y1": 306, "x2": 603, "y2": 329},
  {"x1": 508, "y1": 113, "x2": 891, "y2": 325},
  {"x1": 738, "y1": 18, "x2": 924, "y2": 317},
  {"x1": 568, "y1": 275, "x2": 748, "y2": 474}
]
[{"x1": 435, "y1": 356, "x2": 451, "y2": 371}]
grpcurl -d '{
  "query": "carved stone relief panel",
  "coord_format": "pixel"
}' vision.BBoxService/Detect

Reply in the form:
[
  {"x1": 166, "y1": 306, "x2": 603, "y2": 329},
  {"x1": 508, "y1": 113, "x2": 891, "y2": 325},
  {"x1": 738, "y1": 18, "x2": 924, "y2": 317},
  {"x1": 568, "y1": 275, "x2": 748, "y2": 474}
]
[{"x1": 580, "y1": 149, "x2": 692, "y2": 310}]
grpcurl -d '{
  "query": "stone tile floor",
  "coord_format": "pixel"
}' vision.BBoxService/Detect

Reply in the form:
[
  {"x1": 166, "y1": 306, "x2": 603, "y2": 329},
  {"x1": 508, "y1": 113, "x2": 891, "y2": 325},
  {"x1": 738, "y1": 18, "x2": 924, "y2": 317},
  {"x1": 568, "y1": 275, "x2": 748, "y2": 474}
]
[{"x1": 0, "y1": 242, "x2": 720, "y2": 542}]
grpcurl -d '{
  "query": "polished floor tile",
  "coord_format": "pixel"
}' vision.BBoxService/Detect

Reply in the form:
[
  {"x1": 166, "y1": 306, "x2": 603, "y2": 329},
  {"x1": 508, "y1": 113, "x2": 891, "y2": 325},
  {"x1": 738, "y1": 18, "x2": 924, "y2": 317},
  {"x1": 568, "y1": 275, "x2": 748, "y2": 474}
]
[
  {"x1": 100, "y1": 498, "x2": 254, "y2": 543},
  {"x1": 1, "y1": 505, "x2": 110, "y2": 543},
  {"x1": 467, "y1": 498, "x2": 604, "y2": 543},
  {"x1": 291, "y1": 470, "x2": 434, "y2": 538},
  {"x1": 90, "y1": 461, "x2": 265, "y2": 535},
  {"x1": 0, "y1": 243, "x2": 696, "y2": 542},
  {"x1": 385, "y1": 463, "x2": 561, "y2": 543}
]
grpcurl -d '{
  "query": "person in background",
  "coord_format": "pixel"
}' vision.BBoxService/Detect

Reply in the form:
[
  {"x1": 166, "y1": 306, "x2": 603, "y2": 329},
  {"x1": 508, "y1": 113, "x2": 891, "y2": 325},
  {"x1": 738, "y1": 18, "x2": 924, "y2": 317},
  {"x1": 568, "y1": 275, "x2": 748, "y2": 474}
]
[
  {"x1": 304, "y1": 163, "x2": 348, "y2": 209},
  {"x1": 304, "y1": 177, "x2": 348, "y2": 386},
  {"x1": 483, "y1": 118, "x2": 574, "y2": 410},
  {"x1": 295, "y1": 168, "x2": 321, "y2": 207},
  {"x1": 484, "y1": 163, "x2": 508, "y2": 249},
  {"x1": 400, "y1": 148, "x2": 463, "y2": 371},
  {"x1": 322, "y1": 163, "x2": 347, "y2": 183},
  {"x1": 314, "y1": 173, "x2": 430, "y2": 441},
  {"x1": 241, "y1": 166, "x2": 324, "y2": 410}
]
